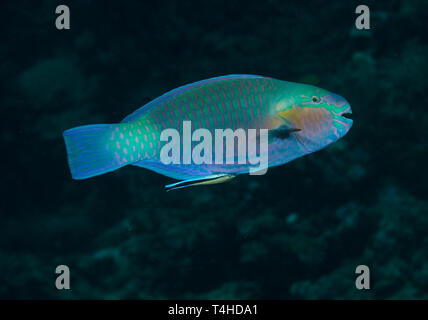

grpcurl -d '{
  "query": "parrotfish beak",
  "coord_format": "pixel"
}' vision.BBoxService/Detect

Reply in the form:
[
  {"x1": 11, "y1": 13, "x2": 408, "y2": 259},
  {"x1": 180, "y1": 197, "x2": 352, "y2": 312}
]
[
  {"x1": 339, "y1": 105, "x2": 353, "y2": 130},
  {"x1": 325, "y1": 93, "x2": 353, "y2": 137}
]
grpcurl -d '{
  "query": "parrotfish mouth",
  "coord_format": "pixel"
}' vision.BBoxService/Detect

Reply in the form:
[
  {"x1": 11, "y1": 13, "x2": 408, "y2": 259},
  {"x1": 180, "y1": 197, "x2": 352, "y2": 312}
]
[
  {"x1": 341, "y1": 112, "x2": 353, "y2": 120},
  {"x1": 339, "y1": 109, "x2": 354, "y2": 129}
]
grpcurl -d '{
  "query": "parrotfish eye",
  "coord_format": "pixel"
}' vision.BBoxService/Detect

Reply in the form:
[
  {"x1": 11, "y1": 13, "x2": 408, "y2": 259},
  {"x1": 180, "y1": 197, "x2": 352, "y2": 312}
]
[{"x1": 312, "y1": 96, "x2": 321, "y2": 103}]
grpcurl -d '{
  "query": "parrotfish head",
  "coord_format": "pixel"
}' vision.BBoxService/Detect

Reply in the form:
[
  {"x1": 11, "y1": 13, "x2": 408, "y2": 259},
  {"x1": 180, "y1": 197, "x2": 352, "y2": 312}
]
[{"x1": 274, "y1": 83, "x2": 353, "y2": 153}]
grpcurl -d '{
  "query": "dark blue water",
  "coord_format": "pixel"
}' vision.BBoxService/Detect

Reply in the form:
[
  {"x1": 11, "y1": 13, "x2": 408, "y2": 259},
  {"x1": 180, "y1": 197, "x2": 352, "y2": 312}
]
[{"x1": 1, "y1": 0, "x2": 427, "y2": 299}]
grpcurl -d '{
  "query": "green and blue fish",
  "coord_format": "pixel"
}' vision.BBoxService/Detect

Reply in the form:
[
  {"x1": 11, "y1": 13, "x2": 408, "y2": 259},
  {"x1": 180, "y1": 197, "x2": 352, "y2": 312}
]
[{"x1": 63, "y1": 75, "x2": 353, "y2": 190}]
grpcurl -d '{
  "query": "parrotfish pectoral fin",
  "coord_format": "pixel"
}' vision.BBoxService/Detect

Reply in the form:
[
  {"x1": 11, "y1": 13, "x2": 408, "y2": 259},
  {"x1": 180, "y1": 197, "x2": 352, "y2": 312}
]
[
  {"x1": 269, "y1": 125, "x2": 301, "y2": 140},
  {"x1": 165, "y1": 174, "x2": 235, "y2": 191},
  {"x1": 268, "y1": 109, "x2": 301, "y2": 141}
]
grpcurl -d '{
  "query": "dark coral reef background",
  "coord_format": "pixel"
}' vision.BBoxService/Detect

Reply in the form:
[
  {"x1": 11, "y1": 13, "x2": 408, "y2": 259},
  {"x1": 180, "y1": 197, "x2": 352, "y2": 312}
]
[{"x1": 1, "y1": 0, "x2": 427, "y2": 299}]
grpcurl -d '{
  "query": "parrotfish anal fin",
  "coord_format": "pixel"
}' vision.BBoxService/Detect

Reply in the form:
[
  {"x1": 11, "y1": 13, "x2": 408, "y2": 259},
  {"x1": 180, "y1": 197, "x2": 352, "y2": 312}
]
[
  {"x1": 133, "y1": 160, "x2": 215, "y2": 180},
  {"x1": 165, "y1": 174, "x2": 235, "y2": 191},
  {"x1": 121, "y1": 74, "x2": 264, "y2": 123},
  {"x1": 269, "y1": 125, "x2": 301, "y2": 140}
]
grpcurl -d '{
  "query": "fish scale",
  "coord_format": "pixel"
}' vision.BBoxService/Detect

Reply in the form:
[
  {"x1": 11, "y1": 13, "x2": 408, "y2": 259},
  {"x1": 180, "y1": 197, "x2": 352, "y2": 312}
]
[{"x1": 110, "y1": 77, "x2": 275, "y2": 166}]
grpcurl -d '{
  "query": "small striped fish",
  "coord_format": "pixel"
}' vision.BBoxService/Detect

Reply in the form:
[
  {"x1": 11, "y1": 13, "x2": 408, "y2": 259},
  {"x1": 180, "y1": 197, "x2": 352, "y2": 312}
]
[{"x1": 63, "y1": 75, "x2": 353, "y2": 190}]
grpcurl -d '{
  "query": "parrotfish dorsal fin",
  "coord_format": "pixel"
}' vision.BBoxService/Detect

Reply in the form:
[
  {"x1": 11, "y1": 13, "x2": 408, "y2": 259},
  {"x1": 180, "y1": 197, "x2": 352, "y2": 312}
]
[{"x1": 121, "y1": 74, "x2": 264, "y2": 123}]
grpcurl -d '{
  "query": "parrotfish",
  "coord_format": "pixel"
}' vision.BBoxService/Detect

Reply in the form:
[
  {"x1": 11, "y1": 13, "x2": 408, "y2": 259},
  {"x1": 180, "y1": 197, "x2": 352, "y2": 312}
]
[{"x1": 63, "y1": 75, "x2": 353, "y2": 190}]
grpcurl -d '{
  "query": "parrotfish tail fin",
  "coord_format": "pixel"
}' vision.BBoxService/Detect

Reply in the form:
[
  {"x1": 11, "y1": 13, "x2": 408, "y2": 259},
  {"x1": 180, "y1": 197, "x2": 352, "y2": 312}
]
[{"x1": 63, "y1": 124, "x2": 122, "y2": 180}]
